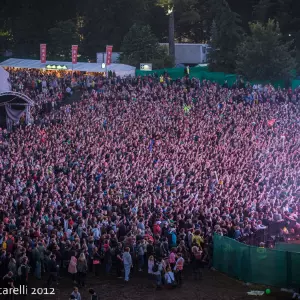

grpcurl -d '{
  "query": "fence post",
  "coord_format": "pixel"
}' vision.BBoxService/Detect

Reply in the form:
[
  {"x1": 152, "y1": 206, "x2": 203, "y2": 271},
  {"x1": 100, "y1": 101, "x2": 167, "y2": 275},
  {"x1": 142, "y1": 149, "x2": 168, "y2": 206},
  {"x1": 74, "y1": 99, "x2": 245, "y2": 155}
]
[
  {"x1": 247, "y1": 244, "x2": 252, "y2": 284},
  {"x1": 286, "y1": 251, "x2": 292, "y2": 288}
]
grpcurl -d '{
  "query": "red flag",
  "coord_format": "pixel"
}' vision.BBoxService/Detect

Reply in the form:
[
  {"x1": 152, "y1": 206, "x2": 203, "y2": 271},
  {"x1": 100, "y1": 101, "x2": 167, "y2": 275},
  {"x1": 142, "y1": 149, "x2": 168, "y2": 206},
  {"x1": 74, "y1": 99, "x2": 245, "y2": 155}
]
[
  {"x1": 40, "y1": 44, "x2": 47, "y2": 63},
  {"x1": 267, "y1": 119, "x2": 276, "y2": 127},
  {"x1": 106, "y1": 45, "x2": 113, "y2": 66},
  {"x1": 72, "y1": 45, "x2": 78, "y2": 64}
]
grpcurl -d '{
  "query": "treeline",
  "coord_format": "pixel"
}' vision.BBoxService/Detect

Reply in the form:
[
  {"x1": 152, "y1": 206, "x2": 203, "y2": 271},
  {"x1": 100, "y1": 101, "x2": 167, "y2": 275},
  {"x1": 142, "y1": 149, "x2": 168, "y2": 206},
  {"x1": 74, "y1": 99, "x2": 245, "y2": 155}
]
[{"x1": 0, "y1": 0, "x2": 299, "y2": 80}]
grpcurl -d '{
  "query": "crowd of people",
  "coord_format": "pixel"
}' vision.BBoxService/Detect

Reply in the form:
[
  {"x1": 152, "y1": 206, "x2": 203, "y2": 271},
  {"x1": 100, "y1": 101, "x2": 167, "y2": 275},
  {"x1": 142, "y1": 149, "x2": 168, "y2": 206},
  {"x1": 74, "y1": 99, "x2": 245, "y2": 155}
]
[{"x1": 0, "y1": 68, "x2": 299, "y2": 297}]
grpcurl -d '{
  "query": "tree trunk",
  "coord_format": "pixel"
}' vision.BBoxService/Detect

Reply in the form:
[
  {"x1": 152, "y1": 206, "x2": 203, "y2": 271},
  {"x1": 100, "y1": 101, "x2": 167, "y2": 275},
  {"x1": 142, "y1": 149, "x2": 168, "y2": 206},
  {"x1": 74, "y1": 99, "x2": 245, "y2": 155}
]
[{"x1": 168, "y1": 9, "x2": 175, "y2": 62}]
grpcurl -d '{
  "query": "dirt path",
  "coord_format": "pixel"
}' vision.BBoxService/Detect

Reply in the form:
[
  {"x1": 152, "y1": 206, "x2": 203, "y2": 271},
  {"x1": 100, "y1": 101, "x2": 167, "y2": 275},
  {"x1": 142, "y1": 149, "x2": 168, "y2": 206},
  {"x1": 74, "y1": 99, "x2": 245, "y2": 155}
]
[{"x1": 25, "y1": 268, "x2": 288, "y2": 300}]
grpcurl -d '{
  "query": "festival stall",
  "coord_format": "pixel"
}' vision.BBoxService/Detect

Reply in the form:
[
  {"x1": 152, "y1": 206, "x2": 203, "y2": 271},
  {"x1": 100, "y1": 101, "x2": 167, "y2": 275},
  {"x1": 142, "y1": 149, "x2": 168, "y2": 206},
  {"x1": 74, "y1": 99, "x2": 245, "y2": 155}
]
[{"x1": 0, "y1": 58, "x2": 136, "y2": 77}]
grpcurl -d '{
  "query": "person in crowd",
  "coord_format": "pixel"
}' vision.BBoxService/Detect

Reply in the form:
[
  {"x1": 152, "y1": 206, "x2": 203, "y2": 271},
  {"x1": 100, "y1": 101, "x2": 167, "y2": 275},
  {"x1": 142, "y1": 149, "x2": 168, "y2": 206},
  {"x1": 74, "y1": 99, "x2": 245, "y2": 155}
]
[
  {"x1": 77, "y1": 253, "x2": 88, "y2": 287},
  {"x1": 47, "y1": 255, "x2": 58, "y2": 287},
  {"x1": 191, "y1": 246, "x2": 203, "y2": 280},
  {"x1": 92, "y1": 247, "x2": 101, "y2": 277},
  {"x1": 164, "y1": 266, "x2": 176, "y2": 289},
  {"x1": 68, "y1": 255, "x2": 78, "y2": 284},
  {"x1": 103, "y1": 243, "x2": 112, "y2": 275},
  {"x1": 114, "y1": 242, "x2": 123, "y2": 278},
  {"x1": 174, "y1": 253, "x2": 184, "y2": 287},
  {"x1": 137, "y1": 239, "x2": 145, "y2": 271},
  {"x1": 147, "y1": 255, "x2": 155, "y2": 280},
  {"x1": 3, "y1": 271, "x2": 14, "y2": 300},
  {"x1": 89, "y1": 288, "x2": 99, "y2": 300},
  {"x1": 70, "y1": 286, "x2": 81, "y2": 300},
  {"x1": 18, "y1": 257, "x2": 29, "y2": 286},
  {"x1": 7, "y1": 258, "x2": 17, "y2": 279},
  {"x1": 152, "y1": 257, "x2": 164, "y2": 289},
  {"x1": 32, "y1": 244, "x2": 42, "y2": 279},
  {"x1": 123, "y1": 247, "x2": 132, "y2": 282}
]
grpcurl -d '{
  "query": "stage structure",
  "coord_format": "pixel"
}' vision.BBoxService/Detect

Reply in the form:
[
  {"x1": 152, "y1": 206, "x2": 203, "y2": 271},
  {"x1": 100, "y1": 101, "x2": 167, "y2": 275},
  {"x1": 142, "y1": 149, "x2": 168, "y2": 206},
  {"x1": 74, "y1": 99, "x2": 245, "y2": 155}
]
[{"x1": 0, "y1": 91, "x2": 34, "y2": 131}]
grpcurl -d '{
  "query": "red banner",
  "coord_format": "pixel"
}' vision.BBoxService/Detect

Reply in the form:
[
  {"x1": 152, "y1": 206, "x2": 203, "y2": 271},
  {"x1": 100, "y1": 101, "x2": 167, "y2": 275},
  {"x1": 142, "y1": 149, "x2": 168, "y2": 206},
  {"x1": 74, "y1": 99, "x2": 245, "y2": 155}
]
[
  {"x1": 72, "y1": 45, "x2": 78, "y2": 64},
  {"x1": 106, "y1": 45, "x2": 113, "y2": 66},
  {"x1": 40, "y1": 44, "x2": 47, "y2": 63}
]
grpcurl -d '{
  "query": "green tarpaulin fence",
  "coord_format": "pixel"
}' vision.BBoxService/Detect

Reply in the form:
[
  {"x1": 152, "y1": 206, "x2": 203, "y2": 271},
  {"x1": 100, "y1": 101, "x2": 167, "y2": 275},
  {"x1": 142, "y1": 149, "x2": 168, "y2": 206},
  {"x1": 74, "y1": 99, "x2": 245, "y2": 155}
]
[
  {"x1": 275, "y1": 243, "x2": 300, "y2": 253},
  {"x1": 136, "y1": 67, "x2": 300, "y2": 90},
  {"x1": 292, "y1": 80, "x2": 300, "y2": 90},
  {"x1": 136, "y1": 68, "x2": 226, "y2": 84},
  {"x1": 213, "y1": 234, "x2": 300, "y2": 288}
]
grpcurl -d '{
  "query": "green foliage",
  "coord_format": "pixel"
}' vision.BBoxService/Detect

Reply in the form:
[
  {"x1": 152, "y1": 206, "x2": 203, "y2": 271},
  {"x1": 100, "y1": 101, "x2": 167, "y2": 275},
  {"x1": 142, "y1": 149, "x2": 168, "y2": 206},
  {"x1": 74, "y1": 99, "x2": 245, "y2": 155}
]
[
  {"x1": 80, "y1": 0, "x2": 151, "y2": 58},
  {"x1": 0, "y1": 0, "x2": 77, "y2": 56},
  {"x1": 0, "y1": 30, "x2": 12, "y2": 53},
  {"x1": 295, "y1": 32, "x2": 300, "y2": 74},
  {"x1": 156, "y1": 0, "x2": 174, "y2": 13},
  {"x1": 156, "y1": 0, "x2": 206, "y2": 42},
  {"x1": 236, "y1": 19, "x2": 296, "y2": 80},
  {"x1": 208, "y1": 0, "x2": 244, "y2": 73},
  {"x1": 48, "y1": 20, "x2": 79, "y2": 59},
  {"x1": 174, "y1": 0, "x2": 205, "y2": 42},
  {"x1": 120, "y1": 24, "x2": 173, "y2": 68}
]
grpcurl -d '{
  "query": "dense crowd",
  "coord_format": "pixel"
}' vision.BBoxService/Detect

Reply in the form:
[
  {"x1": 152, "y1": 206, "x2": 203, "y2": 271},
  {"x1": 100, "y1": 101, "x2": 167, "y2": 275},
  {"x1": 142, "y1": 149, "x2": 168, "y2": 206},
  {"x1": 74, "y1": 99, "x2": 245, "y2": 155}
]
[{"x1": 0, "y1": 69, "x2": 299, "y2": 297}]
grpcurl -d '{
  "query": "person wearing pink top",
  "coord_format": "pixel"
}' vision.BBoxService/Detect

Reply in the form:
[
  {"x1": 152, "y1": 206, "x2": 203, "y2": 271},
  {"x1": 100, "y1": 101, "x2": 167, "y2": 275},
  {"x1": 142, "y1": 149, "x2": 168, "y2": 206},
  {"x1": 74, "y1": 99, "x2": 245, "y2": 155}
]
[
  {"x1": 68, "y1": 256, "x2": 78, "y2": 283},
  {"x1": 169, "y1": 250, "x2": 176, "y2": 270}
]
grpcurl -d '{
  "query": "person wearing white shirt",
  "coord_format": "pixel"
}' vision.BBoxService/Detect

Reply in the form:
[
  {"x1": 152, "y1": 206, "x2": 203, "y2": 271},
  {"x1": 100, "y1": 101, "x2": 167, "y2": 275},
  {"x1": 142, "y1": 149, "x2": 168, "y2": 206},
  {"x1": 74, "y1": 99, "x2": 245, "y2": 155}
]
[{"x1": 256, "y1": 220, "x2": 267, "y2": 230}]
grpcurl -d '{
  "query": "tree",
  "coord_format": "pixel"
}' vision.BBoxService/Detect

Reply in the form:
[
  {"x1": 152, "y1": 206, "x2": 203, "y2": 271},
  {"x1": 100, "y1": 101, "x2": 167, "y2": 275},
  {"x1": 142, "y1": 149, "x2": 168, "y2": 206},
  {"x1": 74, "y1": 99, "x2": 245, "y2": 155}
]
[
  {"x1": 253, "y1": 0, "x2": 300, "y2": 74},
  {"x1": 157, "y1": 0, "x2": 204, "y2": 61},
  {"x1": 157, "y1": 0, "x2": 176, "y2": 60},
  {"x1": 295, "y1": 31, "x2": 300, "y2": 73},
  {"x1": 174, "y1": 0, "x2": 205, "y2": 43},
  {"x1": 236, "y1": 19, "x2": 295, "y2": 81},
  {"x1": 80, "y1": 0, "x2": 151, "y2": 59},
  {"x1": 254, "y1": 0, "x2": 300, "y2": 37},
  {"x1": 0, "y1": 0, "x2": 78, "y2": 57},
  {"x1": 208, "y1": 0, "x2": 244, "y2": 73},
  {"x1": 0, "y1": 30, "x2": 12, "y2": 54},
  {"x1": 48, "y1": 20, "x2": 79, "y2": 60},
  {"x1": 119, "y1": 24, "x2": 173, "y2": 68},
  {"x1": 227, "y1": 0, "x2": 260, "y2": 32}
]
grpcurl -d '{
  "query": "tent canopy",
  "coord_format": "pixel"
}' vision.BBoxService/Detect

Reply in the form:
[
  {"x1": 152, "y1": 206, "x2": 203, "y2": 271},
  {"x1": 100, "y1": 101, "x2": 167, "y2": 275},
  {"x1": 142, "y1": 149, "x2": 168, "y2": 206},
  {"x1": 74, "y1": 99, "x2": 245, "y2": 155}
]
[
  {"x1": 0, "y1": 58, "x2": 136, "y2": 77},
  {"x1": 0, "y1": 66, "x2": 11, "y2": 92}
]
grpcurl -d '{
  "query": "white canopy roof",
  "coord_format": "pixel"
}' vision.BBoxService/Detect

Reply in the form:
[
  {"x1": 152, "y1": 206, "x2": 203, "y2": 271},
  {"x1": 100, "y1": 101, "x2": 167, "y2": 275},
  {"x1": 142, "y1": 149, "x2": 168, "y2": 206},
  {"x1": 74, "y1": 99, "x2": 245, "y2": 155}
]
[
  {"x1": 0, "y1": 66, "x2": 11, "y2": 92},
  {"x1": 0, "y1": 58, "x2": 135, "y2": 77}
]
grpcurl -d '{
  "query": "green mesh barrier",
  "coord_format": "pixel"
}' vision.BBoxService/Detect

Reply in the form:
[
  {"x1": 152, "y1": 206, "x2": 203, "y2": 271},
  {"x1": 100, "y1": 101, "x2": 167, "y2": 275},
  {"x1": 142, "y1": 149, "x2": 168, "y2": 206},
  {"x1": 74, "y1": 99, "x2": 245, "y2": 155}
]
[
  {"x1": 136, "y1": 68, "x2": 295, "y2": 89},
  {"x1": 213, "y1": 234, "x2": 300, "y2": 288},
  {"x1": 275, "y1": 243, "x2": 300, "y2": 253},
  {"x1": 292, "y1": 80, "x2": 300, "y2": 90}
]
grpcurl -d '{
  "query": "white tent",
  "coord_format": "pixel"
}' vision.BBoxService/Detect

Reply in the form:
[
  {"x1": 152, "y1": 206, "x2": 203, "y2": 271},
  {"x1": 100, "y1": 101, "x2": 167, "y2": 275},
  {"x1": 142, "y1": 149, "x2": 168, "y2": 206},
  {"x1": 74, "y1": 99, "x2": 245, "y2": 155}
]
[
  {"x1": 108, "y1": 64, "x2": 135, "y2": 77},
  {"x1": 0, "y1": 66, "x2": 11, "y2": 92},
  {"x1": 0, "y1": 58, "x2": 136, "y2": 77}
]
